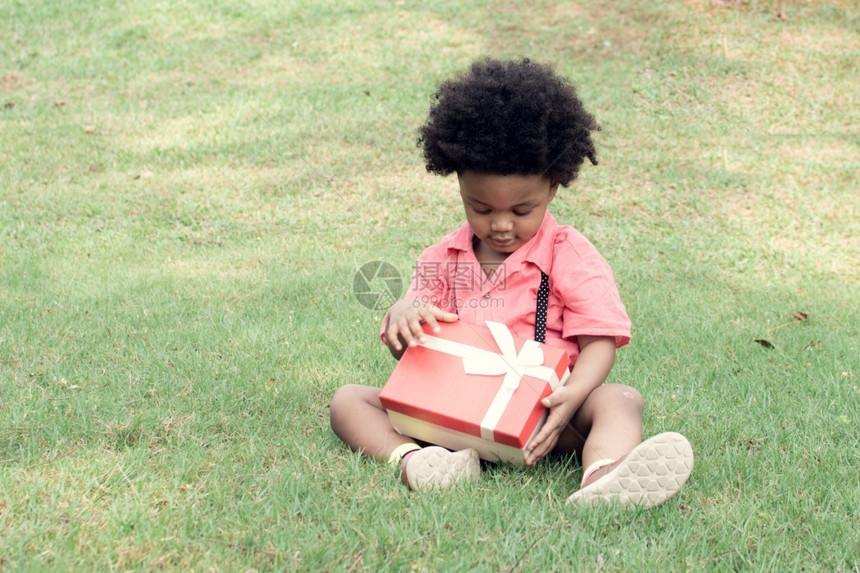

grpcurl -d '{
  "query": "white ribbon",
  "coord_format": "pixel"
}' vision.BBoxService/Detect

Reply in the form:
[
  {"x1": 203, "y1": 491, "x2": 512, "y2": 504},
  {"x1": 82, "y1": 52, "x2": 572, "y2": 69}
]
[{"x1": 417, "y1": 321, "x2": 559, "y2": 441}]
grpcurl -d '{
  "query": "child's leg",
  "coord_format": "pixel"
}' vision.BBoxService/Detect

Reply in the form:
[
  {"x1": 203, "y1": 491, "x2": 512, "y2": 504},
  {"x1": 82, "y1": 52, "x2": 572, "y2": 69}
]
[
  {"x1": 329, "y1": 384, "x2": 414, "y2": 461},
  {"x1": 570, "y1": 383, "x2": 644, "y2": 476},
  {"x1": 553, "y1": 384, "x2": 644, "y2": 470},
  {"x1": 329, "y1": 384, "x2": 480, "y2": 490},
  {"x1": 557, "y1": 384, "x2": 693, "y2": 508}
]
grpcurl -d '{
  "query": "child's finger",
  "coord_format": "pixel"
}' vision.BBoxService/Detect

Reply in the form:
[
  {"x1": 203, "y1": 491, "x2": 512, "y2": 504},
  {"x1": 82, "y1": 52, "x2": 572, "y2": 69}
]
[
  {"x1": 386, "y1": 320, "x2": 405, "y2": 351},
  {"x1": 422, "y1": 304, "x2": 454, "y2": 331},
  {"x1": 525, "y1": 435, "x2": 551, "y2": 465},
  {"x1": 526, "y1": 426, "x2": 550, "y2": 455},
  {"x1": 526, "y1": 413, "x2": 564, "y2": 457},
  {"x1": 406, "y1": 315, "x2": 427, "y2": 346},
  {"x1": 434, "y1": 308, "x2": 459, "y2": 322},
  {"x1": 393, "y1": 314, "x2": 420, "y2": 349},
  {"x1": 424, "y1": 312, "x2": 442, "y2": 333},
  {"x1": 541, "y1": 385, "x2": 570, "y2": 410},
  {"x1": 527, "y1": 426, "x2": 550, "y2": 452}
]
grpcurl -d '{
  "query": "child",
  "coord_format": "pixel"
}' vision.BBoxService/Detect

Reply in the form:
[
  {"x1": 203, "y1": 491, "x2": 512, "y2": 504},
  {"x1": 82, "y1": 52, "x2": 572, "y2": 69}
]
[{"x1": 330, "y1": 58, "x2": 694, "y2": 508}]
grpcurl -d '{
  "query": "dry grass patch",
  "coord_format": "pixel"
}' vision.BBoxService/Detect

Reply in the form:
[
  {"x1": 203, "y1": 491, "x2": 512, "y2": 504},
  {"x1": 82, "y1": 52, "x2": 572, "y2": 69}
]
[
  {"x1": 484, "y1": 1, "x2": 663, "y2": 60},
  {"x1": 708, "y1": 136, "x2": 859, "y2": 282},
  {"x1": 293, "y1": 10, "x2": 484, "y2": 84},
  {"x1": 0, "y1": 72, "x2": 25, "y2": 93},
  {"x1": 680, "y1": 0, "x2": 857, "y2": 12}
]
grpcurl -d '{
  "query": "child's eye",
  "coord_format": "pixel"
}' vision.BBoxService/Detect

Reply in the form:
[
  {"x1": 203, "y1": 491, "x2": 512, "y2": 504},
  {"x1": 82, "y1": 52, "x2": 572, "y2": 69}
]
[
  {"x1": 513, "y1": 210, "x2": 532, "y2": 217},
  {"x1": 473, "y1": 207, "x2": 491, "y2": 215}
]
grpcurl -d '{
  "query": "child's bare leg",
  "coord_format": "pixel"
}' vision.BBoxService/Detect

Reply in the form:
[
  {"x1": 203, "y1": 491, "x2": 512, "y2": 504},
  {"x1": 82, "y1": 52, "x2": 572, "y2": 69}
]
[
  {"x1": 561, "y1": 384, "x2": 694, "y2": 508},
  {"x1": 329, "y1": 384, "x2": 413, "y2": 461},
  {"x1": 572, "y1": 384, "x2": 644, "y2": 481},
  {"x1": 551, "y1": 383, "x2": 642, "y2": 477},
  {"x1": 329, "y1": 384, "x2": 481, "y2": 490}
]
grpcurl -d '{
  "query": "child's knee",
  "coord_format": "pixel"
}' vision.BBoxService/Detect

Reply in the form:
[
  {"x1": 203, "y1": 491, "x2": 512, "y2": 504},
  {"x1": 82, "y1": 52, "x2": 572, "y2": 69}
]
[
  {"x1": 329, "y1": 384, "x2": 379, "y2": 422},
  {"x1": 329, "y1": 384, "x2": 360, "y2": 421},
  {"x1": 619, "y1": 385, "x2": 644, "y2": 413},
  {"x1": 602, "y1": 384, "x2": 644, "y2": 413}
]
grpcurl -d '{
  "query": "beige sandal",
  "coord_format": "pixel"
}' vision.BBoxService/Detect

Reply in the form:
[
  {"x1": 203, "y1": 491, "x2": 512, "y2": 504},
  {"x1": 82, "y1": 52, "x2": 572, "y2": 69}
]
[
  {"x1": 567, "y1": 432, "x2": 694, "y2": 509},
  {"x1": 404, "y1": 446, "x2": 481, "y2": 491}
]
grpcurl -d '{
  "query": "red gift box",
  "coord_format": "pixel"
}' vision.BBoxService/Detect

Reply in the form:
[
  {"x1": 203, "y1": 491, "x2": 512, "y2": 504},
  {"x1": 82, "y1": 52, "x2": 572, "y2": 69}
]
[{"x1": 379, "y1": 320, "x2": 570, "y2": 465}]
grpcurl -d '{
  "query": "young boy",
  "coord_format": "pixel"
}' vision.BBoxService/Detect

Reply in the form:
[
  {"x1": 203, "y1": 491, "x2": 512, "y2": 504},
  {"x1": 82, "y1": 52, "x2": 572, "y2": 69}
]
[{"x1": 330, "y1": 58, "x2": 693, "y2": 508}]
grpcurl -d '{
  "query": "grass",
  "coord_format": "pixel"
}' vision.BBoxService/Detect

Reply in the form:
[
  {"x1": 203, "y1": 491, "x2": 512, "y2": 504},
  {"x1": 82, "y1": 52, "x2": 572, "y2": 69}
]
[{"x1": 1, "y1": 0, "x2": 858, "y2": 570}]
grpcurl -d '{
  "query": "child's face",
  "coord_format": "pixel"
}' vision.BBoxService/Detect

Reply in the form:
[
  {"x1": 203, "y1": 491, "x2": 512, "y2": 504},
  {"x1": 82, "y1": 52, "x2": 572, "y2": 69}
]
[{"x1": 458, "y1": 171, "x2": 559, "y2": 258}]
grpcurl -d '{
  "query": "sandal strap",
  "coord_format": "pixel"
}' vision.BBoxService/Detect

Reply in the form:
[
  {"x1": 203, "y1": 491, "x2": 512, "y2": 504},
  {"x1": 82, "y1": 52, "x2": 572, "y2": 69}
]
[{"x1": 581, "y1": 458, "x2": 617, "y2": 487}]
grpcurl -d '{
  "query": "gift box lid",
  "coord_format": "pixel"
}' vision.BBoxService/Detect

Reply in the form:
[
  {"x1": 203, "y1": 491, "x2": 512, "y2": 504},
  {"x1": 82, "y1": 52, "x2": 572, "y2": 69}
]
[{"x1": 379, "y1": 321, "x2": 570, "y2": 448}]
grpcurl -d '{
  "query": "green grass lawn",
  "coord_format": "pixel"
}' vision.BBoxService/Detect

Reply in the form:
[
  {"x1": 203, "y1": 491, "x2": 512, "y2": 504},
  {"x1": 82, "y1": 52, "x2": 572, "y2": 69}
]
[{"x1": 1, "y1": 0, "x2": 858, "y2": 570}]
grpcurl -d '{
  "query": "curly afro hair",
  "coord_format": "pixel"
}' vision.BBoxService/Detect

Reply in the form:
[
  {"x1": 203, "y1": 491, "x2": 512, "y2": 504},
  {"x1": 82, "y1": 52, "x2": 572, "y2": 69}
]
[{"x1": 418, "y1": 58, "x2": 599, "y2": 186}]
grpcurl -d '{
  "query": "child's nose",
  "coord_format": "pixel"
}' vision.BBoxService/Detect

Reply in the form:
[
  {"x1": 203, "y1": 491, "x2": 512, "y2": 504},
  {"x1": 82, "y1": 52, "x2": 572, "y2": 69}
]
[{"x1": 491, "y1": 215, "x2": 514, "y2": 232}]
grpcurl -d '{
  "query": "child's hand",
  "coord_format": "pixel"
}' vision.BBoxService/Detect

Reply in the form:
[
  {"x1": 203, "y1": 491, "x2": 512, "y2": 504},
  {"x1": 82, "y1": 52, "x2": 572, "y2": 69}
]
[
  {"x1": 524, "y1": 385, "x2": 580, "y2": 466},
  {"x1": 524, "y1": 336, "x2": 616, "y2": 466},
  {"x1": 385, "y1": 298, "x2": 458, "y2": 353}
]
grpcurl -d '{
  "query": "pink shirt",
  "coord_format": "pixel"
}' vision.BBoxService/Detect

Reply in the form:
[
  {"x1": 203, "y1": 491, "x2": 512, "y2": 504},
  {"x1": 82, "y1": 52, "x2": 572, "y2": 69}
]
[{"x1": 384, "y1": 212, "x2": 631, "y2": 365}]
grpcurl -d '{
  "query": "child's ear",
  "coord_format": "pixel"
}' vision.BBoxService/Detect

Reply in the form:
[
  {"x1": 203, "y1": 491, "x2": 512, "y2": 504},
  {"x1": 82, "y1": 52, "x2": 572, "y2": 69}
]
[{"x1": 548, "y1": 180, "x2": 560, "y2": 201}]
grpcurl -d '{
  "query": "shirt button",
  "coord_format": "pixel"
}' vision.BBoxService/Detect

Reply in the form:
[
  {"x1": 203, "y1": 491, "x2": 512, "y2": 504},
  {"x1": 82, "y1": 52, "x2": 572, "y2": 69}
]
[{"x1": 483, "y1": 292, "x2": 491, "y2": 299}]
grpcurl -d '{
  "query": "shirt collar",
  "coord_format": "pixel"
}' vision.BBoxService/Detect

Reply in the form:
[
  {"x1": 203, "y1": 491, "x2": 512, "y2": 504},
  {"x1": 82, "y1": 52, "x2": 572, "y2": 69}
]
[
  {"x1": 447, "y1": 221, "x2": 477, "y2": 252},
  {"x1": 521, "y1": 211, "x2": 558, "y2": 274},
  {"x1": 447, "y1": 211, "x2": 558, "y2": 274}
]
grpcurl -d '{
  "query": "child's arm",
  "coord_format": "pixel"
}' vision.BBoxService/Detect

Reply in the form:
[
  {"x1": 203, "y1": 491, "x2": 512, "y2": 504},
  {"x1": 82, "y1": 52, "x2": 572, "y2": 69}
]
[
  {"x1": 383, "y1": 298, "x2": 459, "y2": 360},
  {"x1": 524, "y1": 335, "x2": 616, "y2": 466}
]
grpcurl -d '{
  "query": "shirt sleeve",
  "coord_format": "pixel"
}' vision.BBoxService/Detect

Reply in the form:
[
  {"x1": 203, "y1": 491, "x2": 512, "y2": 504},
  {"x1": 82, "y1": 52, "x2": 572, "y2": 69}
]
[
  {"x1": 402, "y1": 245, "x2": 454, "y2": 312},
  {"x1": 552, "y1": 230, "x2": 631, "y2": 348},
  {"x1": 379, "y1": 242, "x2": 457, "y2": 344}
]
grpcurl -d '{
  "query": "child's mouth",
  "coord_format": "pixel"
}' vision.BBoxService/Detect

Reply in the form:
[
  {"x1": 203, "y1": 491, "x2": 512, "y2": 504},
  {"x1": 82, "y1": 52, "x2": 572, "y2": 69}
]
[{"x1": 490, "y1": 237, "x2": 515, "y2": 248}]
